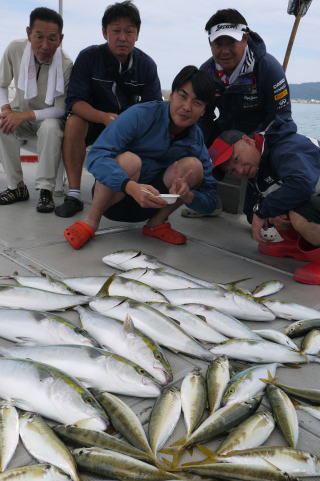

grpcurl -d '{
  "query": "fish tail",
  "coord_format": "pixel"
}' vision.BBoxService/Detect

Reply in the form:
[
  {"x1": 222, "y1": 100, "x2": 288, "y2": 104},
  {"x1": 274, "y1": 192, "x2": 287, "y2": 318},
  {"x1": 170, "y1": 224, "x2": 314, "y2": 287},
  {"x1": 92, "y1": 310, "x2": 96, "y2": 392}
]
[{"x1": 195, "y1": 444, "x2": 217, "y2": 459}]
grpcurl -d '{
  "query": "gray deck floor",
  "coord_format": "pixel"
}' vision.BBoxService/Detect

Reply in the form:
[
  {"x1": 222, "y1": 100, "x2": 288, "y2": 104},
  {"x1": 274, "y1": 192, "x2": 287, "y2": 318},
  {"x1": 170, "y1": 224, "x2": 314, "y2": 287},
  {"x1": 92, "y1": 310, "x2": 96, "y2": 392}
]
[{"x1": 0, "y1": 161, "x2": 319, "y2": 480}]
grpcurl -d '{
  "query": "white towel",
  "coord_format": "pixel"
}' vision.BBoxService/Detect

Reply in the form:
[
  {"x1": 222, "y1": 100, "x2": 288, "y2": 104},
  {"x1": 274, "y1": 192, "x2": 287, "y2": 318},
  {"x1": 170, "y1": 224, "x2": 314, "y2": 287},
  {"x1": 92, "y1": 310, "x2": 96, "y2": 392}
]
[{"x1": 17, "y1": 41, "x2": 64, "y2": 105}]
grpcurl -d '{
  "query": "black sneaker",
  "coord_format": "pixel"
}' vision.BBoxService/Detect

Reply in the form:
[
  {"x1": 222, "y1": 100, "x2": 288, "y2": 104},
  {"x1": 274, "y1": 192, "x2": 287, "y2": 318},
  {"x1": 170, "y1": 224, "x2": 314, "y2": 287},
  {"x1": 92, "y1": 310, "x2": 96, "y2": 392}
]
[
  {"x1": 37, "y1": 189, "x2": 55, "y2": 213},
  {"x1": 0, "y1": 185, "x2": 29, "y2": 205},
  {"x1": 55, "y1": 195, "x2": 84, "y2": 217}
]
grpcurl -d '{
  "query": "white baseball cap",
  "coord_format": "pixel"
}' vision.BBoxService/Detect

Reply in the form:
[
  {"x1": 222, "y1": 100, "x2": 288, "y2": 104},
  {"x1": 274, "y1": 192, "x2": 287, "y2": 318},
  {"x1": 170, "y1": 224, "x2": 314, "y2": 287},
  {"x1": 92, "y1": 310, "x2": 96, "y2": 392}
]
[{"x1": 209, "y1": 23, "x2": 248, "y2": 43}]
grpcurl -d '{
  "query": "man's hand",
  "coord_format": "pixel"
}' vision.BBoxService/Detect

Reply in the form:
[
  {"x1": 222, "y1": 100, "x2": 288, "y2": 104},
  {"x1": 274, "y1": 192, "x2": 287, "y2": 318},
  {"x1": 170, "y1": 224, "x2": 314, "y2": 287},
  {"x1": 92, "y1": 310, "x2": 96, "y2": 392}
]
[
  {"x1": 0, "y1": 111, "x2": 33, "y2": 133},
  {"x1": 268, "y1": 214, "x2": 291, "y2": 232},
  {"x1": 99, "y1": 112, "x2": 118, "y2": 126},
  {"x1": 252, "y1": 213, "x2": 270, "y2": 243},
  {"x1": 125, "y1": 181, "x2": 167, "y2": 208},
  {"x1": 169, "y1": 162, "x2": 194, "y2": 204}
]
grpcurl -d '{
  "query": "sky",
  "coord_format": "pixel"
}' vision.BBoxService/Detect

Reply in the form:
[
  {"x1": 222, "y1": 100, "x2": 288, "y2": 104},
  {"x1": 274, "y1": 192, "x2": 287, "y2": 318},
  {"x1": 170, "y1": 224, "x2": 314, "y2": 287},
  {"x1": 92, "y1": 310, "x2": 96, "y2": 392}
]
[{"x1": 1, "y1": 0, "x2": 320, "y2": 89}]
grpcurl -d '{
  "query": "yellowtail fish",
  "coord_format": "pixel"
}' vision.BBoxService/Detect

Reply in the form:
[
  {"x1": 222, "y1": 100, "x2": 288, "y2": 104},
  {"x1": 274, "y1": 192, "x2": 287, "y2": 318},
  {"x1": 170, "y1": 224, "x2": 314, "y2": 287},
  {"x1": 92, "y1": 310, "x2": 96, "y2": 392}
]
[
  {"x1": 19, "y1": 412, "x2": 79, "y2": 481},
  {"x1": 0, "y1": 464, "x2": 73, "y2": 480},
  {"x1": 0, "y1": 401, "x2": 19, "y2": 472},
  {"x1": 266, "y1": 384, "x2": 299, "y2": 448},
  {"x1": 206, "y1": 356, "x2": 230, "y2": 414}
]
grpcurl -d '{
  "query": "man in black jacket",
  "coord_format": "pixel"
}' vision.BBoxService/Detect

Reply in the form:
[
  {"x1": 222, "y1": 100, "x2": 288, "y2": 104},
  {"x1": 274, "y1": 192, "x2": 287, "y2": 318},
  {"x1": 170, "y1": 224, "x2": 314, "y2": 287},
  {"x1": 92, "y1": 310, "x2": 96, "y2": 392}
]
[
  {"x1": 55, "y1": 1, "x2": 162, "y2": 217},
  {"x1": 211, "y1": 121, "x2": 320, "y2": 285},
  {"x1": 182, "y1": 7, "x2": 294, "y2": 218}
]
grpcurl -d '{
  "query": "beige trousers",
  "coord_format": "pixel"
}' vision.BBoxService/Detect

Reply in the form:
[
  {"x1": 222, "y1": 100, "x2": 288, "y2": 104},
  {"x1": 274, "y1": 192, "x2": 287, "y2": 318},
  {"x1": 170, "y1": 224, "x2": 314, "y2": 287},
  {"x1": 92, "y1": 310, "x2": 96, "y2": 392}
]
[{"x1": 0, "y1": 118, "x2": 64, "y2": 191}]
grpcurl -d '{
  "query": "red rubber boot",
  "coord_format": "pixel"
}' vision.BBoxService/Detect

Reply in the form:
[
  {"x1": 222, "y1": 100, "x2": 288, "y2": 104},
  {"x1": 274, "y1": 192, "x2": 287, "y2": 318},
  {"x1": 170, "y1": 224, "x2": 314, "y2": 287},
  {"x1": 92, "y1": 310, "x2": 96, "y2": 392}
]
[
  {"x1": 258, "y1": 227, "x2": 308, "y2": 261},
  {"x1": 294, "y1": 239, "x2": 320, "y2": 285}
]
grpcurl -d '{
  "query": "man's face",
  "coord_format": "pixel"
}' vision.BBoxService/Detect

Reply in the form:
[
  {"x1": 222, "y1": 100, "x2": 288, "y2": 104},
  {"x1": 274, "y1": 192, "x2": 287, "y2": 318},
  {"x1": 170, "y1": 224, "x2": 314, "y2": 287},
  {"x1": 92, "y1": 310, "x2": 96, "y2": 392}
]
[
  {"x1": 27, "y1": 19, "x2": 63, "y2": 63},
  {"x1": 169, "y1": 81, "x2": 206, "y2": 134},
  {"x1": 223, "y1": 136, "x2": 261, "y2": 179},
  {"x1": 103, "y1": 17, "x2": 139, "y2": 62},
  {"x1": 210, "y1": 34, "x2": 248, "y2": 74}
]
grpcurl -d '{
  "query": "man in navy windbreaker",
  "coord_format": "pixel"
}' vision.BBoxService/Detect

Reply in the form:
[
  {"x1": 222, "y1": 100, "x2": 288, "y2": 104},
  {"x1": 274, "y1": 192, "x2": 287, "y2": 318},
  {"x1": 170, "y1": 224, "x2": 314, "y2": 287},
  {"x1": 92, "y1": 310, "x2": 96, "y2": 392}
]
[
  {"x1": 210, "y1": 118, "x2": 320, "y2": 285},
  {"x1": 182, "y1": 8, "x2": 294, "y2": 219},
  {"x1": 55, "y1": 1, "x2": 162, "y2": 218},
  {"x1": 63, "y1": 66, "x2": 218, "y2": 250}
]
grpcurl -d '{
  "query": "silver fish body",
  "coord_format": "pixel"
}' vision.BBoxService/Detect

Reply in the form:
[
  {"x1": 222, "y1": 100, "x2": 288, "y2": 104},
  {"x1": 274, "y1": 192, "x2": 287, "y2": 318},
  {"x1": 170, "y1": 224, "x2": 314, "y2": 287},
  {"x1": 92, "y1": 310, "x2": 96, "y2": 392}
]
[
  {"x1": 181, "y1": 369, "x2": 206, "y2": 438},
  {"x1": 0, "y1": 358, "x2": 108, "y2": 431},
  {"x1": 148, "y1": 302, "x2": 227, "y2": 343},
  {"x1": 19, "y1": 412, "x2": 79, "y2": 481},
  {"x1": 206, "y1": 355, "x2": 230, "y2": 414},
  {"x1": 253, "y1": 329, "x2": 298, "y2": 350},
  {"x1": 181, "y1": 461, "x2": 295, "y2": 481},
  {"x1": 252, "y1": 280, "x2": 284, "y2": 298},
  {"x1": 0, "y1": 464, "x2": 73, "y2": 480},
  {"x1": 96, "y1": 392, "x2": 153, "y2": 458},
  {"x1": 263, "y1": 299, "x2": 320, "y2": 321},
  {"x1": 0, "y1": 285, "x2": 90, "y2": 311},
  {"x1": 53, "y1": 425, "x2": 152, "y2": 462},
  {"x1": 223, "y1": 363, "x2": 278, "y2": 406},
  {"x1": 63, "y1": 277, "x2": 108, "y2": 296},
  {"x1": 89, "y1": 297, "x2": 213, "y2": 361},
  {"x1": 102, "y1": 250, "x2": 214, "y2": 287},
  {"x1": 266, "y1": 384, "x2": 299, "y2": 448},
  {"x1": 8, "y1": 275, "x2": 73, "y2": 295},
  {"x1": 0, "y1": 308, "x2": 96, "y2": 346},
  {"x1": 0, "y1": 344, "x2": 161, "y2": 398},
  {"x1": 161, "y1": 288, "x2": 275, "y2": 321},
  {"x1": 284, "y1": 318, "x2": 320, "y2": 338},
  {"x1": 148, "y1": 387, "x2": 182, "y2": 454},
  {"x1": 184, "y1": 396, "x2": 261, "y2": 448},
  {"x1": 0, "y1": 401, "x2": 19, "y2": 472},
  {"x1": 119, "y1": 267, "x2": 205, "y2": 289},
  {"x1": 77, "y1": 306, "x2": 172, "y2": 385},
  {"x1": 100, "y1": 274, "x2": 168, "y2": 303},
  {"x1": 73, "y1": 447, "x2": 182, "y2": 481},
  {"x1": 215, "y1": 410, "x2": 275, "y2": 455},
  {"x1": 210, "y1": 339, "x2": 307, "y2": 364},
  {"x1": 182, "y1": 303, "x2": 261, "y2": 340},
  {"x1": 301, "y1": 329, "x2": 320, "y2": 355},
  {"x1": 214, "y1": 446, "x2": 320, "y2": 477}
]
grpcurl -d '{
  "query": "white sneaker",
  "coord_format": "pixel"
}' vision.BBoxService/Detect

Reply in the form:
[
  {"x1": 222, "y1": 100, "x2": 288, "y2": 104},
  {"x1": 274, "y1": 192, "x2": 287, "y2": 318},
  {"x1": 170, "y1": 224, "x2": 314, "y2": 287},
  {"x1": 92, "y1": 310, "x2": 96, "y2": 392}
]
[{"x1": 181, "y1": 196, "x2": 223, "y2": 218}]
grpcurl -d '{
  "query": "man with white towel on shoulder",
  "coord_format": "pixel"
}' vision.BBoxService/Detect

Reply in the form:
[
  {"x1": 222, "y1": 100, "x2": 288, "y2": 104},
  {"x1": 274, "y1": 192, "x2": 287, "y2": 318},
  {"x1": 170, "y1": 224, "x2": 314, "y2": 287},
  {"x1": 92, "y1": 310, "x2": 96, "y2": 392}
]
[{"x1": 0, "y1": 7, "x2": 72, "y2": 212}]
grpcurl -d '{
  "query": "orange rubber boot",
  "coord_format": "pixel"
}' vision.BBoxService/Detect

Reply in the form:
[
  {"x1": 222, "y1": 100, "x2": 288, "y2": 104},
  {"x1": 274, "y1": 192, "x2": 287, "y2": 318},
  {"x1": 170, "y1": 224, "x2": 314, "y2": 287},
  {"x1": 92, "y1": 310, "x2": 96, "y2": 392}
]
[
  {"x1": 294, "y1": 238, "x2": 320, "y2": 285},
  {"x1": 258, "y1": 227, "x2": 308, "y2": 261}
]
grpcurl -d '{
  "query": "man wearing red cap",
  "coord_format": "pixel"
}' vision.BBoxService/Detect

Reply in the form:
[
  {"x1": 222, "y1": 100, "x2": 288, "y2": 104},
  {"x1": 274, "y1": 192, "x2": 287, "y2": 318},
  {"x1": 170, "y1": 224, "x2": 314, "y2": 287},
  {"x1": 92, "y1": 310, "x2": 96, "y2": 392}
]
[
  {"x1": 182, "y1": 8, "x2": 293, "y2": 219},
  {"x1": 211, "y1": 119, "x2": 320, "y2": 285}
]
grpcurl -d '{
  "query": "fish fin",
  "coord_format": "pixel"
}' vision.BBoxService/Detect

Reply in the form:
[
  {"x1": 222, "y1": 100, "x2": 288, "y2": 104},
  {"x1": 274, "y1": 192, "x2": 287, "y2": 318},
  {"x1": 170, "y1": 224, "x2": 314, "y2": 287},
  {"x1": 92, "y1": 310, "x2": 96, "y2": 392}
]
[
  {"x1": 15, "y1": 337, "x2": 36, "y2": 345},
  {"x1": 159, "y1": 448, "x2": 180, "y2": 455},
  {"x1": 260, "y1": 369, "x2": 275, "y2": 385},
  {"x1": 96, "y1": 274, "x2": 116, "y2": 297},
  {"x1": 169, "y1": 437, "x2": 186, "y2": 447},
  {"x1": 195, "y1": 445, "x2": 216, "y2": 459},
  {"x1": 158, "y1": 457, "x2": 172, "y2": 468},
  {"x1": 123, "y1": 314, "x2": 135, "y2": 333},
  {"x1": 186, "y1": 446, "x2": 194, "y2": 456}
]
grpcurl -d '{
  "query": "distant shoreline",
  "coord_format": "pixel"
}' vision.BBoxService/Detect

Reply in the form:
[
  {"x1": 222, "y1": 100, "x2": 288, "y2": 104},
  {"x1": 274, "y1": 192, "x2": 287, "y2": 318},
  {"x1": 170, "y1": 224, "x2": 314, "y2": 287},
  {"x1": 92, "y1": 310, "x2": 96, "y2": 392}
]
[{"x1": 292, "y1": 99, "x2": 320, "y2": 104}]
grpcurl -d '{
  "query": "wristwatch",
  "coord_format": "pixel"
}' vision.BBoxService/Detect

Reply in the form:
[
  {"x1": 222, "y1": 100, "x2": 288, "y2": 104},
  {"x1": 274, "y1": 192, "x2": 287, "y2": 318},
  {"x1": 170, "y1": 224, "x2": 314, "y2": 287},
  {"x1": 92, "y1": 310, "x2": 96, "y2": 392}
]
[{"x1": 253, "y1": 202, "x2": 264, "y2": 218}]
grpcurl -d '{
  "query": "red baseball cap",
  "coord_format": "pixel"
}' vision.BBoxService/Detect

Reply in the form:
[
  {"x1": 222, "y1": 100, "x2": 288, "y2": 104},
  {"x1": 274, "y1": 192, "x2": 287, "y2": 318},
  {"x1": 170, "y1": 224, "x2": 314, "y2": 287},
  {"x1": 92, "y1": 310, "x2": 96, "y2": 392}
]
[{"x1": 209, "y1": 130, "x2": 245, "y2": 167}]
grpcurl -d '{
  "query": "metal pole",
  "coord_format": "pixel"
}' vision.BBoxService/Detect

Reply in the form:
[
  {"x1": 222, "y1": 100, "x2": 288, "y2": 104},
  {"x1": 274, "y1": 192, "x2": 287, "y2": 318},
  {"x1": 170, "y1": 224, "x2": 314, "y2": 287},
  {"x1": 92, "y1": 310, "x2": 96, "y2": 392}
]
[{"x1": 59, "y1": 0, "x2": 63, "y2": 16}]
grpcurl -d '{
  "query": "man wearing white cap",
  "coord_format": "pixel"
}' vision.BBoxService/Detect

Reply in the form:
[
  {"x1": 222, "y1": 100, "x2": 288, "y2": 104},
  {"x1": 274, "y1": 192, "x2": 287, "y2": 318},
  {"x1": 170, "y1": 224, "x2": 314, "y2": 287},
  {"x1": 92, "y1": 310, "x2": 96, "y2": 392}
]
[
  {"x1": 0, "y1": 7, "x2": 72, "y2": 212},
  {"x1": 181, "y1": 8, "x2": 293, "y2": 218}
]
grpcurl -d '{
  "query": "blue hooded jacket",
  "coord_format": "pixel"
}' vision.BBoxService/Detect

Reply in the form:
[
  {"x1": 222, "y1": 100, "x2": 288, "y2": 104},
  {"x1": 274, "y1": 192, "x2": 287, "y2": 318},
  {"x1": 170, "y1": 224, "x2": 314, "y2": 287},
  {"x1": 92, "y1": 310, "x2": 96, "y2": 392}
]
[
  {"x1": 244, "y1": 117, "x2": 320, "y2": 221},
  {"x1": 87, "y1": 101, "x2": 218, "y2": 214},
  {"x1": 200, "y1": 31, "x2": 293, "y2": 145}
]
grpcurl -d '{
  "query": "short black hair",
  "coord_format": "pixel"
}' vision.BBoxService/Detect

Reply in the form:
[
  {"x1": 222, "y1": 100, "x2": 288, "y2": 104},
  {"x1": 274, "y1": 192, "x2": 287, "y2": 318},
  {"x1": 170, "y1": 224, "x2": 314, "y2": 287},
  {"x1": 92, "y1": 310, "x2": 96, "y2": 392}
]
[
  {"x1": 171, "y1": 66, "x2": 219, "y2": 108},
  {"x1": 29, "y1": 7, "x2": 63, "y2": 34},
  {"x1": 102, "y1": 1, "x2": 141, "y2": 32},
  {"x1": 205, "y1": 9, "x2": 248, "y2": 33}
]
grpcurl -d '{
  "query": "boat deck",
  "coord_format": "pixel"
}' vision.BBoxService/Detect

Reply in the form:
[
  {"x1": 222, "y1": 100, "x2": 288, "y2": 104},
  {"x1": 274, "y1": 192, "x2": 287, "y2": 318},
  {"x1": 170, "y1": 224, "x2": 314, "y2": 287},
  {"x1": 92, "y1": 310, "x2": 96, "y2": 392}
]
[{"x1": 0, "y1": 160, "x2": 319, "y2": 479}]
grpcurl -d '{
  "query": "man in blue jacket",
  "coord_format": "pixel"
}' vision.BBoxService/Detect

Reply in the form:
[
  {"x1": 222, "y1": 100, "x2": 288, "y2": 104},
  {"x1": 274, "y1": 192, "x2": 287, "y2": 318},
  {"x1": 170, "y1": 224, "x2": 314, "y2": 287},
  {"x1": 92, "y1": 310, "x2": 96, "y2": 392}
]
[
  {"x1": 55, "y1": 1, "x2": 162, "y2": 218},
  {"x1": 182, "y1": 8, "x2": 293, "y2": 218},
  {"x1": 64, "y1": 66, "x2": 218, "y2": 249},
  {"x1": 210, "y1": 118, "x2": 320, "y2": 284}
]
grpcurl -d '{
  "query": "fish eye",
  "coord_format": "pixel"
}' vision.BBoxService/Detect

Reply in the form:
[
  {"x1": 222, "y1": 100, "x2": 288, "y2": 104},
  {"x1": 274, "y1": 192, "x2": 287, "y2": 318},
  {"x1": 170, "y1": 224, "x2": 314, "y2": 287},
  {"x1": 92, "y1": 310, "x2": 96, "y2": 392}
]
[
  {"x1": 137, "y1": 367, "x2": 146, "y2": 375},
  {"x1": 155, "y1": 352, "x2": 163, "y2": 360}
]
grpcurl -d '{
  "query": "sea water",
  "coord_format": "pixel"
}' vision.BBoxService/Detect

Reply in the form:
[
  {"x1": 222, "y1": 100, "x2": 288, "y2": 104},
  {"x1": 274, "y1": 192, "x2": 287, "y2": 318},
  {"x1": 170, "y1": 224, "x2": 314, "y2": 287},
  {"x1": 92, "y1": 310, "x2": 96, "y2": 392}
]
[{"x1": 292, "y1": 102, "x2": 320, "y2": 139}]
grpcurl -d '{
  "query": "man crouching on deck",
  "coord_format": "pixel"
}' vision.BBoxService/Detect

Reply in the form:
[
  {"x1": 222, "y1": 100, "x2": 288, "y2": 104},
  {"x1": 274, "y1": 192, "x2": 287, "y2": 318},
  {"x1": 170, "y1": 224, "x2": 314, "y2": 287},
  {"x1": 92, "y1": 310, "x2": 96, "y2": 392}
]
[{"x1": 64, "y1": 66, "x2": 218, "y2": 249}]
